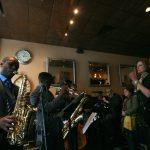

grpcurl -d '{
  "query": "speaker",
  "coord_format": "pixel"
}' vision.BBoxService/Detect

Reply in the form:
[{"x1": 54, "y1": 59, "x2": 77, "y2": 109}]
[{"x1": 76, "y1": 47, "x2": 84, "y2": 54}]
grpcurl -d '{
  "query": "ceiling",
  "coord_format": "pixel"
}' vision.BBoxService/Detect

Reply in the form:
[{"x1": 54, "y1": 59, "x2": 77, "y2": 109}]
[{"x1": 0, "y1": 0, "x2": 150, "y2": 58}]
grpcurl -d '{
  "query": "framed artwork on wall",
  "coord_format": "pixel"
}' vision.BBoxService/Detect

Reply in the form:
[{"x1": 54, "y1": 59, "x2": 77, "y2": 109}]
[
  {"x1": 89, "y1": 61, "x2": 110, "y2": 87},
  {"x1": 119, "y1": 64, "x2": 135, "y2": 86},
  {"x1": 46, "y1": 58, "x2": 76, "y2": 87}
]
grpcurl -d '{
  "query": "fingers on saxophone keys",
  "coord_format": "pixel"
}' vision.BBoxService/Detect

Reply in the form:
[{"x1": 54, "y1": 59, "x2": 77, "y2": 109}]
[{"x1": 5, "y1": 122, "x2": 15, "y2": 132}]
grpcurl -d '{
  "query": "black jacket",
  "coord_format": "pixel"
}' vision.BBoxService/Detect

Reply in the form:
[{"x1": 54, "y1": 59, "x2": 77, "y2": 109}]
[
  {"x1": 137, "y1": 73, "x2": 150, "y2": 126},
  {"x1": 30, "y1": 86, "x2": 71, "y2": 136},
  {"x1": 0, "y1": 79, "x2": 18, "y2": 140}
]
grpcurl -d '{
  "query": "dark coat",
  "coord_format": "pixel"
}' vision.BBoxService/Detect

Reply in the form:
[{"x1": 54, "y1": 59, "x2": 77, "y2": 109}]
[
  {"x1": 137, "y1": 73, "x2": 150, "y2": 126},
  {"x1": 0, "y1": 80, "x2": 18, "y2": 116},
  {"x1": 30, "y1": 86, "x2": 71, "y2": 136},
  {"x1": 0, "y1": 79, "x2": 18, "y2": 143}
]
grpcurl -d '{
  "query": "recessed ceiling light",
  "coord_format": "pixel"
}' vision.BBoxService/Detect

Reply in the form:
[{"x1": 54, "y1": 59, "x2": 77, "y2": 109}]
[
  {"x1": 145, "y1": 7, "x2": 150, "y2": 13},
  {"x1": 69, "y1": 19, "x2": 74, "y2": 25},
  {"x1": 73, "y1": 8, "x2": 79, "y2": 15},
  {"x1": 65, "y1": 33, "x2": 68, "y2": 36}
]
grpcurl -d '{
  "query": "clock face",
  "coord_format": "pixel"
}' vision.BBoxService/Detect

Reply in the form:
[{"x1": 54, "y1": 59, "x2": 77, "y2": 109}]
[{"x1": 15, "y1": 49, "x2": 32, "y2": 64}]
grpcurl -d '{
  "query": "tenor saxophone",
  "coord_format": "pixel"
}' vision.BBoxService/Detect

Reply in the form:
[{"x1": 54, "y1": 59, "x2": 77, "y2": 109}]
[
  {"x1": 62, "y1": 93, "x2": 87, "y2": 139},
  {"x1": 7, "y1": 75, "x2": 34, "y2": 145}
]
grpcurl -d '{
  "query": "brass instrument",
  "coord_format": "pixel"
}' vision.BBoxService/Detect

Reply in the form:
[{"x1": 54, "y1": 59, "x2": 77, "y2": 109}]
[
  {"x1": 7, "y1": 75, "x2": 34, "y2": 145},
  {"x1": 62, "y1": 93, "x2": 87, "y2": 139}
]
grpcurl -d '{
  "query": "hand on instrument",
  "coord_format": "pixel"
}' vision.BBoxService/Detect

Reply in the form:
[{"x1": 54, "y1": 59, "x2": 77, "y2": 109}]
[{"x1": 0, "y1": 115, "x2": 16, "y2": 132}]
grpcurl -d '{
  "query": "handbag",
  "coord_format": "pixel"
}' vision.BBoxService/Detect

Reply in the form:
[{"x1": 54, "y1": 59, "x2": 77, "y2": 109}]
[{"x1": 123, "y1": 116, "x2": 136, "y2": 131}]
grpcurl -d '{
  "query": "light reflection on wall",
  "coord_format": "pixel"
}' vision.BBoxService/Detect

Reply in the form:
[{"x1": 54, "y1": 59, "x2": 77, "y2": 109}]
[{"x1": 89, "y1": 62, "x2": 110, "y2": 87}]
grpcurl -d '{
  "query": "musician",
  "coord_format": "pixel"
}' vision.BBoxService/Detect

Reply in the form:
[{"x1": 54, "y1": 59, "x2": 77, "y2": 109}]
[
  {"x1": 129, "y1": 60, "x2": 150, "y2": 148},
  {"x1": 53, "y1": 79, "x2": 79, "y2": 149},
  {"x1": 64, "y1": 83, "x2": 83, "y2": 150},
  {"x1": 30, "y1": 75, "x2": 72, "y2": 150},
  {"x1": 53, "y1": 81, "x2": 85, "y2": 150},
  {"x1": 0, "y1": 56, "x2": 22, "y2": 149},
  {"x1": 104, "y1": 88, "x2": 123, "y2": 149},
  {"x1": 83, "y1": 93, "x2": 107, "y2": 150}
]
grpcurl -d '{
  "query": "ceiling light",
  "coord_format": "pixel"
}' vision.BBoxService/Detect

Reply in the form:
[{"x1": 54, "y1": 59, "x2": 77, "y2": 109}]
[
  {"x1": 145, "y1": 7, "x2": 150, "y2": 13},
  {"x1": 69, "y1": 20, "x2": 74, "y2": 25},
  {"x1": 73, "y1": 8, "x2": 79, "y2": 15},
  {"x1": 65, "y1": 33, "x2": 68, "y2": 36}
]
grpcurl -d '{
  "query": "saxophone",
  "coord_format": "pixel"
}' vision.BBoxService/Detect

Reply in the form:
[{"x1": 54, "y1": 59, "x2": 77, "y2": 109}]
[
  {"x1": 7, "y1": 75, "x2": 34, "y2": 145},
  {"x1": 62, "y1": 92, "x2": 87, "y2": 139}
]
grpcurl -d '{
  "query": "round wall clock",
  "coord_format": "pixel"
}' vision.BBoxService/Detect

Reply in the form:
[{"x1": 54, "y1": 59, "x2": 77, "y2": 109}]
[{"x1": 15, "y1": 49, "x2": 32, "y2": 64}]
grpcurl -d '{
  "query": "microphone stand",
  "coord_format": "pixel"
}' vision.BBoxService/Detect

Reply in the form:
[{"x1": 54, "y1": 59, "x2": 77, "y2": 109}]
[{"x1": 39, "y1": 85, "x2": 48, "y2": 150}]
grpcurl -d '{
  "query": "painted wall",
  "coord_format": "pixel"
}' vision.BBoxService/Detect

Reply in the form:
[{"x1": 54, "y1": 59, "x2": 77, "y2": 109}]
[{"x1": 0, "y1": 39, "x2": 140, "y2": 95}]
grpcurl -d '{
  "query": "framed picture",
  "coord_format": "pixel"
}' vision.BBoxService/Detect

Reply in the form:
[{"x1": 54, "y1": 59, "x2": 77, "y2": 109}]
[
  {"x1": 46, "y1": 58, "x2": 76, "y2": 87},
  {"x1": 89, "y1": 61, "x2": 110, "y2": 87},
  {"x1": 119, "y1": 64, "x2": 135, "y2": 86}
]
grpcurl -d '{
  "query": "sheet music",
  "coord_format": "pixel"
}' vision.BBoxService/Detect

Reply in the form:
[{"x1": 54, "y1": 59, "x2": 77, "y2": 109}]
[{"x1": 82, "y1": 112, "x2": 97, "y2": 134}]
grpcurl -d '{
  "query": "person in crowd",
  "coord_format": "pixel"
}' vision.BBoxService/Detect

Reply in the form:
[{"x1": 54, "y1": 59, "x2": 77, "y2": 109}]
[
  {"x1": 104, "y1": 88, "x2": 123, "y2": 149},
  {"x1": 105, "y1": 88, "x2": 123, "y2": 122},
  {"x1": 129, "y1": 60, "x2": 150, "y2": 149},
  {"x1": 30, "y1": 74, "x2": 73, "y2": 150},
  {"x1": 57, "y1": 80, "x2": 82, "y2": 150},
  {"x1": 122, "y1": 85, "x2": 138, "y2": 150},
  {"x1": 0, "y1": 56, "x2": 22, "y2": 149},
  {"x1": 129, "y1": 60, "x2": 150, "y2": 99},
  {"x1": 83, "y1": 92, "x2": 110, "y2": 150}
]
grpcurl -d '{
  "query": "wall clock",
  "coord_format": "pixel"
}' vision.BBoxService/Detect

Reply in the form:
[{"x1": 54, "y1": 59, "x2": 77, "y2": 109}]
[{"x1": 15, "y1": 49, "x2": 32, "y2": 64}]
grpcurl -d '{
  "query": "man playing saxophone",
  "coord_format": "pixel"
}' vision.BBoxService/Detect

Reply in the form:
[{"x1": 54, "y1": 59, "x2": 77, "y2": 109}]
[{"x1": 0, "y1": 56, "x2": 22, "y2": 149}]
